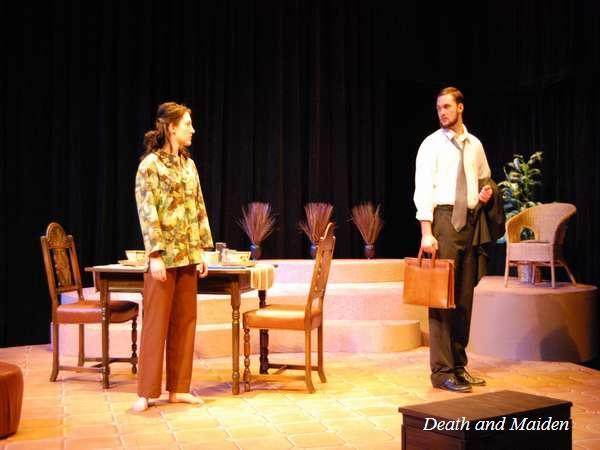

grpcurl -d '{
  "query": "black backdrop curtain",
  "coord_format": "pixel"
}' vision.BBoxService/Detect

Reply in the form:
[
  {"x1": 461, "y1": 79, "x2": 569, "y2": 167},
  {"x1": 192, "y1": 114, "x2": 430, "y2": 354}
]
[{"x1": 1, "y1": 1, "x2": 599, "y2": 347}]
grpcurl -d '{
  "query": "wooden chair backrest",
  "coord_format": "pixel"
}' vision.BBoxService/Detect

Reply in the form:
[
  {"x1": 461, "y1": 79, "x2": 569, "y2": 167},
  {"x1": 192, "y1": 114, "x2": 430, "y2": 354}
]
[
  {"x1": 305, "y1": 222, "x2": 336, "y2": 318},
  {"x1": 40, "y1": 222, "x2": 84, "y2": 312}
]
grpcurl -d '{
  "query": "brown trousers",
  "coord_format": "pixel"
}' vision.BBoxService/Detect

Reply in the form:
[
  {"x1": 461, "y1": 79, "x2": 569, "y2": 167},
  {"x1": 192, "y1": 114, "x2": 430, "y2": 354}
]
[
  {"x1": 137, "y1": 264, "x2": 197, "y2": 398},
  {"x1": 429, "y1": 206, "x2": 478, "y2": 385}
]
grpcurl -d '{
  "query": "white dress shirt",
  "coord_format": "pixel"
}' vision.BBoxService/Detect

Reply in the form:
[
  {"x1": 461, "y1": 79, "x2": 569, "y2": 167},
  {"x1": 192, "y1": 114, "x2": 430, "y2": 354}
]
[{"x1": 414, "y1": 125, "x2": 491, "y2": 222}]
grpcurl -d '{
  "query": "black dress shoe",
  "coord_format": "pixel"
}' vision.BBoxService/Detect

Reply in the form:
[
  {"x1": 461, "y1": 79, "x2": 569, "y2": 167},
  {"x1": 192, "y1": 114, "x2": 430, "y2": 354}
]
[
  {"x1": 455, "y1": 368, "x2": 486, "y2": 386},
  {"x1": 433, "y1": 376, "x2": 472, "y2": 393}
]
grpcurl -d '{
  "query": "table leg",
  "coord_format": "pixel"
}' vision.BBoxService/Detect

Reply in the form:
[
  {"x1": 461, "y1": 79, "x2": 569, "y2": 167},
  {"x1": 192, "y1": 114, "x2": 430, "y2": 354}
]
[
  {"x1": 99, "y1": 278, "x2": 110, "y2": 389},
  {"x1": 258, "y1": 290, "x2": 270, "y2": 374},
  {"x1": 230, "y1": 281, "x2": 241, "y2": 395}
]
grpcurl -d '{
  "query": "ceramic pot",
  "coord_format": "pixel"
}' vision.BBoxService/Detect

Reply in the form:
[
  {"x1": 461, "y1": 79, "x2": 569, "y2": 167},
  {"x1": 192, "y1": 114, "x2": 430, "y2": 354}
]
[
  {"x1": 518, "y1": 264, "x2": 542, "y2": 283},
  {"x1": 250, "y1": 244, "x2": 261, "y2": 260}
]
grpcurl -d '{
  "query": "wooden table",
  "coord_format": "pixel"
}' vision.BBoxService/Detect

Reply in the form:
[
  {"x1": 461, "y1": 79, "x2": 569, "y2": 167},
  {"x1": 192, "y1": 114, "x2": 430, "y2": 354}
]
[{"x1": 85, "y1": 264, "x2": 271, "y2": 393}]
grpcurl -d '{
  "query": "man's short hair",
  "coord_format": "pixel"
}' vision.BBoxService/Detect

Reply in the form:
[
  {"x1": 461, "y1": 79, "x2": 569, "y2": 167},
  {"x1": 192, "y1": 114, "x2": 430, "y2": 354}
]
[{"x1": 437, "y1": 87, "x2": 464, "y2": 105}]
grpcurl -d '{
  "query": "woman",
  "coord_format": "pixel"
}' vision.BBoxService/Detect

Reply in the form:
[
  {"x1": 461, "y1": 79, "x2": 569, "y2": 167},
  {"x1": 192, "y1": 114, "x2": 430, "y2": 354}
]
[{"x1": 133, "y1": 102, "x2": 213, "y2": 411}]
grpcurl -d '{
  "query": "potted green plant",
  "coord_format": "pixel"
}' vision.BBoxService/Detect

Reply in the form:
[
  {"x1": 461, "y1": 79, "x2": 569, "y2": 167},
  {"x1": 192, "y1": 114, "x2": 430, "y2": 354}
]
[
  {"x1": 498, "y1": 151, "x2": 543, "y2": 281},
  {"x1": 498, "y1": 151, "x2": 543, "y2": 233}
]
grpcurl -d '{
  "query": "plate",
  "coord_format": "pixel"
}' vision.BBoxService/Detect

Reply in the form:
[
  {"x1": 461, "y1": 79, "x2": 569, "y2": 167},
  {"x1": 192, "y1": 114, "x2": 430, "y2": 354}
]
[
  {"x1": 224, "y1": 261, "x2": 257, "y2": 267},
  {"x1": 208, "y1": 261, "x2": 256, "y2": 269},
  {"x1": 118, "y1": 259, "x2": 147, "y2": 267}
]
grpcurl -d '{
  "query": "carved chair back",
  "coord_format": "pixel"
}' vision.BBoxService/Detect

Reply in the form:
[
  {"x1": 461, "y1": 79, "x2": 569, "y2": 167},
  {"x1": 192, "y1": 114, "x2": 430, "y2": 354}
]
[{"x1": 40, "y1": 222, "x2": 85, "y2": 315}]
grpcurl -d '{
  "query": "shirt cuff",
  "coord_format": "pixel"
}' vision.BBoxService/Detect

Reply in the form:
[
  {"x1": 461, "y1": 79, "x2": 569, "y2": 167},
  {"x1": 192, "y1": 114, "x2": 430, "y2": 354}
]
[
  {"x1": 416, "y1": 210, "x2": 433, "y2": 222},
  {"x1": 147, "y1": 243, "x2": 165, "y2": 256}
]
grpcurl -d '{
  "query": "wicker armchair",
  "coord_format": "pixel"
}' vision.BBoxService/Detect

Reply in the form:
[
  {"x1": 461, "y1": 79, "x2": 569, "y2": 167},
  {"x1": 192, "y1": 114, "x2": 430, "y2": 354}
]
[{"x1": 504, "y1": 202, "x2": 577, "y2": 288}]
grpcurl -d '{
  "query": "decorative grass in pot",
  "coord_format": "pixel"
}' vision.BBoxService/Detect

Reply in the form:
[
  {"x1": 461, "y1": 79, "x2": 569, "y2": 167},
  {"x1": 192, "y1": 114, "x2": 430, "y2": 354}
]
[
  {"x1": 298, "y1": 202, "x2": 334, "y2": 258},
  {"x1": 350, "y1": 202, "x2": 384, "y2": 259},
  {"x1": 237, "y1": 202, "x2": 276, "y2": 260}
]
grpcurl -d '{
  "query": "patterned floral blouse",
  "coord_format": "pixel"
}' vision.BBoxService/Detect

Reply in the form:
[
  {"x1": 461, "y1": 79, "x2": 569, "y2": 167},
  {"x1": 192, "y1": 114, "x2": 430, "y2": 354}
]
[{"x1": 135, "y1": 150, "x2": 213, "y2": 269}]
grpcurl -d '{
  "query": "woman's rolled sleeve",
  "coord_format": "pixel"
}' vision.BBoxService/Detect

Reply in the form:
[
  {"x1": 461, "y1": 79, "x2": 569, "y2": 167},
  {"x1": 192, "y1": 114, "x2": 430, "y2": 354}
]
[{"x1": 135, "y1": 163, "x2": 165, "y2": 255}]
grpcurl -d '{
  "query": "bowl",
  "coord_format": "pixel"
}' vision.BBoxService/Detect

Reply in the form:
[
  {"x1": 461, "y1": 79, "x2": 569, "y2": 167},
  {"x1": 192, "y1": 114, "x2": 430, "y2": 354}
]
[
  {"x1": 203, "y1": 251, "x2": 219, "y2": 266},
  {"x1": 224, "y1": 250, "x2": 251, "y2": 264},
  {"x1": 125, "y1": 250, "x2": 147, "y2": 262}
]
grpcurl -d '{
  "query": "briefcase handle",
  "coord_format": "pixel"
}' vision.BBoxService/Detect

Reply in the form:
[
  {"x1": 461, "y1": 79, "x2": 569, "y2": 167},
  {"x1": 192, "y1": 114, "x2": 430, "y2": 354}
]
[{"x1": 417, "y1": 248, "x2": 437, "y2": 267}]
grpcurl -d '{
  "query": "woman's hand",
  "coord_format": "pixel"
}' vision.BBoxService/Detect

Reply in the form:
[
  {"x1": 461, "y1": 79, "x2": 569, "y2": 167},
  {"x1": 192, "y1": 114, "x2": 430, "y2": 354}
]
[
  {"x1": 197, "y1": 260, "x2": 209, "y2": 278},
  {"x1": 149, "y1": 255, "x2": 167, "y2": 282}
]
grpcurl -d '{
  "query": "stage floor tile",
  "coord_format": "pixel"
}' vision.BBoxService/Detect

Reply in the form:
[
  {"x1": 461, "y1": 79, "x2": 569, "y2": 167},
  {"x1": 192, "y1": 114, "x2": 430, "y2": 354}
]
[{"x1": 1, "y1": 345, "x2": 599, "y2": 449}]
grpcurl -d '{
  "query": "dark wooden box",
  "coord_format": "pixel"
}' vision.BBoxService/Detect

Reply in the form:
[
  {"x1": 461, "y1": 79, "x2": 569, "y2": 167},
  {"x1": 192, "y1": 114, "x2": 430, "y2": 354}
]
[{"x1": 398, "y1": 390, "x2": 572, "y2": 450}]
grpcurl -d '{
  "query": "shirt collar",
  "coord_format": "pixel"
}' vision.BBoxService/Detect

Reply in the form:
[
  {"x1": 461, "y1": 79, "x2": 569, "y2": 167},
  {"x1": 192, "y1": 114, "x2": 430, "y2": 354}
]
[
  {"x1": 442, "y1": 125, "x2": 470, "y2": 145},
  {"x1": 155, "y1": 149, "x2": 181, "y2": 168}
]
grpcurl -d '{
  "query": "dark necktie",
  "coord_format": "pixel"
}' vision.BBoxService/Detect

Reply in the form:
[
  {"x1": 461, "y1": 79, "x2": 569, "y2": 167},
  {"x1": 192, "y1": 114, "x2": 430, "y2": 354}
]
[{"x1": 451, "y1": 138, "x2": 467, "y2": 232}]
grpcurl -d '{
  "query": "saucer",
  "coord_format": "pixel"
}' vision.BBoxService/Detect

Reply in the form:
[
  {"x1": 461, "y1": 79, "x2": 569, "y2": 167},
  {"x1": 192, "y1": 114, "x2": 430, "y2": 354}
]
[{"x1": 118, "y1": 259, "x2": 147, "y2": 267}]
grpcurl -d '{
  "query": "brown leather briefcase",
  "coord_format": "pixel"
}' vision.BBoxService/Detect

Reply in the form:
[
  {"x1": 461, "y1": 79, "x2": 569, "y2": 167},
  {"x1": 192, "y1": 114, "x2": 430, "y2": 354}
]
[{"x1": 403, "y1": 249, "x2": 455, "y2": 309}]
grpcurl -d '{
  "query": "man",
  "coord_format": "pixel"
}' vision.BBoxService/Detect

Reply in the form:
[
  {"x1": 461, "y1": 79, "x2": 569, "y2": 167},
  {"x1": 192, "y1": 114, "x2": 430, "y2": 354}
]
[{"x1": 414, "y1": 87, "x2": 493, "y2": 393}]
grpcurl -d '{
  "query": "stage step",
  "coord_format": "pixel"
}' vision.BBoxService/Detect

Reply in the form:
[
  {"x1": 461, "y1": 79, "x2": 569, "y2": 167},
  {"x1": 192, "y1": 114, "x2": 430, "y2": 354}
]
[
  {"x1": 260, "y1": 258, "x2": 406, "y2": 283},
  {"x1": 58, "y1": 259, "x2": 427, "y2": 357},
  {"x1": 56, "y1": 319, "x2": 421, "y2": 358},
  {"x1": 63, "y1": 282, "x2": 423, "y2": 325}
]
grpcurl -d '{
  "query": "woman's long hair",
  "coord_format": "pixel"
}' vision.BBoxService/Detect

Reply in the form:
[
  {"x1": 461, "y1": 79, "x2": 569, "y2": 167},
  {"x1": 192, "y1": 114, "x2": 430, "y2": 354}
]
[{"x1": 141, "y1": 102, "x2": 192, "y2": 160}]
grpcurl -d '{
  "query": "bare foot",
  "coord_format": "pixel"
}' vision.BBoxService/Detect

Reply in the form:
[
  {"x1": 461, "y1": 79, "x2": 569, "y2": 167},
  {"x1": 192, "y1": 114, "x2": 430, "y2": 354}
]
[
  {"x1": 168, "y1": 392, "x2": 204, "y2": 405},
  {"x1": 132, "y1": 397, "x2": 149, "y2": 412}
]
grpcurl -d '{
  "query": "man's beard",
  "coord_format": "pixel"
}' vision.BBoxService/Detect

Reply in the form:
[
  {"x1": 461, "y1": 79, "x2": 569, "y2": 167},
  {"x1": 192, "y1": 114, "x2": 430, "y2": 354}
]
[{"x1": 440, "y1": 115, "x2": 458, "y2": 129}]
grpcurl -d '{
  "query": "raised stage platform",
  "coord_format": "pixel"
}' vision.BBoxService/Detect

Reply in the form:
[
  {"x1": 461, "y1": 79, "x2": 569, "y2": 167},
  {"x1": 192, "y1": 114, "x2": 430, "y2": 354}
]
[
  {"x1": 469, "y1": 276, "x2": 598, "y2": 362},
  {"x1": 59, "y1": 259, "x2": 428, "y2": 358},
  {"x1": 58, "y1": 262, "x2": 599, "y2": 363}
]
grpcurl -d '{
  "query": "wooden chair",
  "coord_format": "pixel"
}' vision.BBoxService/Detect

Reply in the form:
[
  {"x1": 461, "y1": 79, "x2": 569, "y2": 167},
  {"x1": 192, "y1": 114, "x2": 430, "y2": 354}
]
[
  {"x1": 40, "y1": 222, "x2": 139, "y2": 386},
  {"x1": 242, "y1": 222, "x2": 335, "y2": 393},
  {"x1": 504, "y1": 203, "x2": 577, "y2": 288}
]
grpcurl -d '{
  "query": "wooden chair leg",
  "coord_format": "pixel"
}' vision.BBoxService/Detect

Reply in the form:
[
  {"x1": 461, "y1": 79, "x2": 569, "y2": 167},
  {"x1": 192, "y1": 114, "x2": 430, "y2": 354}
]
[
  {"x1": 317, "y1": 326, "x2": 326, "y2": 383},
  {"x1": 550, "y1": 259, "x2": 556, "y2": 288},
  {"x1": 243, "y1": 327, "x2": 251, "y2": 391},
  {"x1": 78, "y1": 324, "x2": 85, "y2": 367},
  {"x1": 50, "y1": 322, "x2": 59, "y2": 382},
  {"x1": 101, "y1": 318, "x2": 109, "y2": 389},
  {"x1": 131, "y1": 317, "x2": 138, "y2": 374},
  {"x1": 504, "y1": 259, "x2": 510, "y2": 287},
  {"x1": 259, "y1": 330, "x2": 269, "y2": 374},
  {"x1": 305, "y1": 330, "x2": 315, "y2": 393}
]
